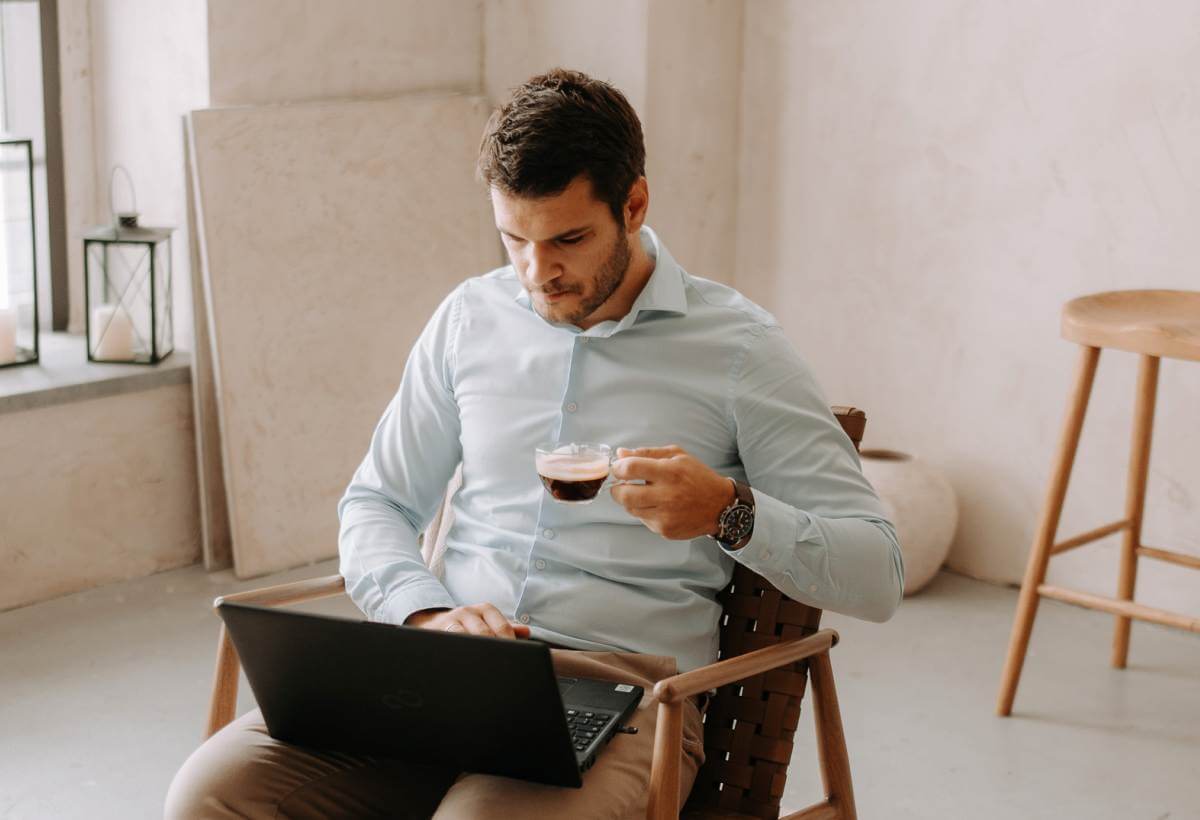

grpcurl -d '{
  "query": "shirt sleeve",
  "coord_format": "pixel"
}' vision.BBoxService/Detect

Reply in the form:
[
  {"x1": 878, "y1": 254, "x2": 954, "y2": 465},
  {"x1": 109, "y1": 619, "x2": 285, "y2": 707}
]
[
  {"x1": 721, "y1": 325, "x2": 905, "y2": 623},
  {"x1": 336, "y1": 286, "x2": 465, "y2": 625}
]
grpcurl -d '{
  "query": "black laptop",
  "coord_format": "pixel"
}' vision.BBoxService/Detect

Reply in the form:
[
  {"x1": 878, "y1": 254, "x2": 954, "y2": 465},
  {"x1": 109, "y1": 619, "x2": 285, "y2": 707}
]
[{"x1": 215, "y1": 601, "x2": 644, "y2": 788}]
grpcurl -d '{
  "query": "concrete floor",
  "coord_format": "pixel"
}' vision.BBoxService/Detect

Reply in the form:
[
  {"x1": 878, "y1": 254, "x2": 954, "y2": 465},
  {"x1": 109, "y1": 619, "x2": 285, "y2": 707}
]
[{"x1": 0, "y1": 564, "x2": 1196, "y2": 819}]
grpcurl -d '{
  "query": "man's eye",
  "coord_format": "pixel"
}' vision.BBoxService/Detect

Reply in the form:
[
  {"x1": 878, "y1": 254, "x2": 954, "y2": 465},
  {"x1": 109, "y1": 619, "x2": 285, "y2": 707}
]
[{"x1": 558, "y1": 236, "x2": 584, "y2": 246}]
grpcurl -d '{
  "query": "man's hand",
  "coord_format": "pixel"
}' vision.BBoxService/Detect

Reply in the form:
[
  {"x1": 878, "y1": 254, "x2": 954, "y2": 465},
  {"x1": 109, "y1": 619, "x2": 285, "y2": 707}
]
[
  {"x1": 610, "y1": 445, "x2": 736, "y2": 540},
  {"x1": 405, "y1": 604, "x2": 531, "y2": 639}
]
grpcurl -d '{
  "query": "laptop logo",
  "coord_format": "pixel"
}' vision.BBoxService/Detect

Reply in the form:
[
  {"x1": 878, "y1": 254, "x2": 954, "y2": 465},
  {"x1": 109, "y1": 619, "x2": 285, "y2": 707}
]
[
  {"x1": 382, "y1": 689, "x2": 424, "y2": 710},
  {"x1": 614, "y1": 684, "x2": 634, "y2": 693}
]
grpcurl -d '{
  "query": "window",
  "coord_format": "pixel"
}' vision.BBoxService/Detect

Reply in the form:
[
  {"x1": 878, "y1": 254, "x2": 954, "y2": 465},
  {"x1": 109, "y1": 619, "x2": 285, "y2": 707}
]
[{"x1": 0, "y1": 0, "x2": 66, "y2": 332}]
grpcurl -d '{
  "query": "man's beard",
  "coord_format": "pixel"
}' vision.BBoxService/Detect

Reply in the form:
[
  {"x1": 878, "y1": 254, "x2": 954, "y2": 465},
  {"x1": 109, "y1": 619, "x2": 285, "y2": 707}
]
[{"x1": 536, "y1": 231, "x2": 632, "y2": 326}]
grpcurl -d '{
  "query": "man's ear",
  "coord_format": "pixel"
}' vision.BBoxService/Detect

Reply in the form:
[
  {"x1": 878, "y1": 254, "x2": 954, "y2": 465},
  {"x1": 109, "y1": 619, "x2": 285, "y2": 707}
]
[{"x1": 623, "y1": 177, "x2": 649, "y2": 234}]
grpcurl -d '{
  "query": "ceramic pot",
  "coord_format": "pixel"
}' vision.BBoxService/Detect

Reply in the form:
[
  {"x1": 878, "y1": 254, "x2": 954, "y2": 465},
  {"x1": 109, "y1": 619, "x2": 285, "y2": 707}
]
[{"x1": 859, "y1": 449, "x2": 957, "y2": 595}]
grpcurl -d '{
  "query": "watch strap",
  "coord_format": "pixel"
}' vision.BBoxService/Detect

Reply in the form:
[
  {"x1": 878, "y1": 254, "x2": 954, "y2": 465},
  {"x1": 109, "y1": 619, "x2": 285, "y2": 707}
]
[{"x1": 731, "y1": 479, "x2": 754, "y2": 510}]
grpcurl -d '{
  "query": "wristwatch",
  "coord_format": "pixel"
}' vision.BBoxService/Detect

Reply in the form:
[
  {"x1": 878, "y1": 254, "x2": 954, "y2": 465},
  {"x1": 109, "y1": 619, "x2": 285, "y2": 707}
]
[{"x1": 710, "y1": 479, "x2": 755, "y2": 550}]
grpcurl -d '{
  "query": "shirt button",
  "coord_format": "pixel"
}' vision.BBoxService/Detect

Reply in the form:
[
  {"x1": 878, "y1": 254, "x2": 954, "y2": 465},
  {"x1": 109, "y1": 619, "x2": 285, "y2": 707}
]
[
  {"x1": 578, "y1": 336, "x2": 589, "y2": 344},
  {"x1": 543, "y1": 528, "x2": 555, "y2": 539},
  {"x1": 565, "y1": 402, "x2": 578, "y2": 413},
  {"x1": 519, "y1": 614, "x2": 531, "y2": 624},
  {"x1": 809, "y1": 584, "x2": 818, "y2": 593},
  {"x1": 763, "y1": 550, "x2": 772, "y2": 560},
  {"x1": 535, "y1": 559, "x2": 547, "y2": 570}
]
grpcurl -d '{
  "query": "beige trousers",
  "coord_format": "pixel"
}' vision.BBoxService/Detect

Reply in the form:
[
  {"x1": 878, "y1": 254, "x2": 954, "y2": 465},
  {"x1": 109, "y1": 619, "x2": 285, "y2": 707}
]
[{"x1": 165, "y1": 649, "x2": 706, "y2": 819}]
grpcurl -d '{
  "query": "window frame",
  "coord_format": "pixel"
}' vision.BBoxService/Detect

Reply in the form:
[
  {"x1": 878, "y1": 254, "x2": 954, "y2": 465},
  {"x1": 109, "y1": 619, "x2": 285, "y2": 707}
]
[{"x1": 37, "y1": 0, "x2": 67, "y2": 330}]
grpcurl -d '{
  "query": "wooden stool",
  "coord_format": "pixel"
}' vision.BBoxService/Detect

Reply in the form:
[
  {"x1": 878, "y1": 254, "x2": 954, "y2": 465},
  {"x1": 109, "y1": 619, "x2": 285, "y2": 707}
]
[{"x1": 997, "y1": 289, "x2": 1200, "y2": 716}]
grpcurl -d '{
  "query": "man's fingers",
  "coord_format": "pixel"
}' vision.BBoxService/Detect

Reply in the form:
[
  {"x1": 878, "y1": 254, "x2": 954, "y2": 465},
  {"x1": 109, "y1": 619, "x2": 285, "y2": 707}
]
[
  {"x1": 425, "y1": 606, "x2": 530, "y2": 639},
  {"x1": 611, "y1": 483, "x2": 663, "y2": 512},
  {"x1": 479, "y1": 606, "x2": 517, "y2": 639},
  {"x1": 611, "y1": 456, "x2": 673, "y2": 482},
  {"x1": 615, "y1": 445, "x2": 682, "y2": 460},
  {"x1": 456, "y1": 612, "x2": 492, "y2": 637}
]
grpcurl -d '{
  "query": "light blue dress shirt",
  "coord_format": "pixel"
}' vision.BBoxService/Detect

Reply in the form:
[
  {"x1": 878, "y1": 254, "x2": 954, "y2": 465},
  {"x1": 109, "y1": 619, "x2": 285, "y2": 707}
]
[{"x1": 338, "y1": 227, "x2": 904, "y2": 672}]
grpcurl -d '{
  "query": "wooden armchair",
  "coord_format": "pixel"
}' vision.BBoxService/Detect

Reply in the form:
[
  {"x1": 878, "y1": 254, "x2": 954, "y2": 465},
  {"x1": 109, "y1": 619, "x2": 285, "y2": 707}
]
[{"x1": 206, "y1": 407, "x2": 868, "y2": 820}]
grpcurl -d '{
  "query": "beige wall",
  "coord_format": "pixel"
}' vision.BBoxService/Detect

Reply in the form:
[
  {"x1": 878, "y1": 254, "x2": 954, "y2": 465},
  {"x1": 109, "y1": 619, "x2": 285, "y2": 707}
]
[
  {"x1": 643, "y1": 0, "x2": 743, "y2": 284},
  {"x1": 0, "y1": 385, "x2": 200, "y2": 611},
  {"x1": 735, "y1": 1, "x2": 1200, "y2": 612},
  {"x1": 206, "y1": 0, "x2": 482, "y2": 106},
  {"x1": 484, "y1": 0, "x2": 648, "y2": 109}
]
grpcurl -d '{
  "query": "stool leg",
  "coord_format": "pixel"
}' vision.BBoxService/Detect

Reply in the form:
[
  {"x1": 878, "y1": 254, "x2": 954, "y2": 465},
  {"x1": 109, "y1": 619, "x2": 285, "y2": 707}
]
[
  {"x1": 997, "y1": 345, "x2": 1100, "y2": 716},
  {"x1": 1112, "y1": 354, "x2": 1160, "y2": 669}
]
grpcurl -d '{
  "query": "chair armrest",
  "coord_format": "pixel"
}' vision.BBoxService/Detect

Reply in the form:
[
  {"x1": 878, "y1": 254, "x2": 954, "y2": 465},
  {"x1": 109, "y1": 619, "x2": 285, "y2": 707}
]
[
  {"x1": 646, "y1": 629, "x2": 842, "y2": 820},
  {"x1": 653, "y1": 629, "x2": 839, "y2": 704},
  {"x1": 213, "y1": 574, "x2": 345, "y2": 610}
]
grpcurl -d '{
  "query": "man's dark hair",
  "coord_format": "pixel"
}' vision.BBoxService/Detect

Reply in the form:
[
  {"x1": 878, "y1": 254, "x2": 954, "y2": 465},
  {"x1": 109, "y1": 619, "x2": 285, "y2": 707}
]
[{"x1": 477, "y1": 68, "x2": 646, "y2": 227}]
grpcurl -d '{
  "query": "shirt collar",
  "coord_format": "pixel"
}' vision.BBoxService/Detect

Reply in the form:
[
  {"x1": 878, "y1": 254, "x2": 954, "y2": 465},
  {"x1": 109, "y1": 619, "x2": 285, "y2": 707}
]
[{"x1": 513, "y1": 226, "x2": 689, "y2": 333}]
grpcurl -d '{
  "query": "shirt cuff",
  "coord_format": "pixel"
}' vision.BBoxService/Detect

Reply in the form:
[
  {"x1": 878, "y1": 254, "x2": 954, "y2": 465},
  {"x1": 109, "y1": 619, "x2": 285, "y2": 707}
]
[{"x1": 375, "y1": 580, "x2": 458, "y2": 626}]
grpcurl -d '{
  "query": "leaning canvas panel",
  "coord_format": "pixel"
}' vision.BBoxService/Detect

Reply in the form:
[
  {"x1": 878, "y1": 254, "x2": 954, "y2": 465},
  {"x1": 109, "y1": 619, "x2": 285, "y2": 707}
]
[
  {"x1": 184, "y1": 117, "x2": 232, "y2": 571},
  {"x1": 189, "y1": 93, "x2": 499, "y2": 578}
]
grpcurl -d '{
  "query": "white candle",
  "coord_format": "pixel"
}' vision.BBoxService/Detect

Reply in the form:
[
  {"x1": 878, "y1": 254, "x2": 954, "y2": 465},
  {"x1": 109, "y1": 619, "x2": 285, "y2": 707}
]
[
  {"x1": 0, "y1": 307, "x2": 16, "y2": 365},
  {"x1": 92, "y1": 304, "x2": 135, "y2": 360}
]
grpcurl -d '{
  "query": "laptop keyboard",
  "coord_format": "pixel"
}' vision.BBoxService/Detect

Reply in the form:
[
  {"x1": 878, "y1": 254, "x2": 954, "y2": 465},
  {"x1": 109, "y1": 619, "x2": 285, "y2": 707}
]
[{"x1": 565, "y1": 709, "x2": 614, "y2": 752}]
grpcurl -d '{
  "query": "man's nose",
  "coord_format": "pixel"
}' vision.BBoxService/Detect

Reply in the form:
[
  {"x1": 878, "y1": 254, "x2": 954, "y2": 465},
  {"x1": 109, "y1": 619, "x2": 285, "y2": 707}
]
[{"x1": 525, "y1": 244, "x2": 562, "y2": 287}]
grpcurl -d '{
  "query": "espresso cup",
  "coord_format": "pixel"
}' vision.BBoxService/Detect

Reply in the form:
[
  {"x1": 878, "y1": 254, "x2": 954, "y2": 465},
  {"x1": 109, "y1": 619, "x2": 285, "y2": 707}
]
[{"x1": 535, "y1": 442, "x2": 615, "y2": 504}]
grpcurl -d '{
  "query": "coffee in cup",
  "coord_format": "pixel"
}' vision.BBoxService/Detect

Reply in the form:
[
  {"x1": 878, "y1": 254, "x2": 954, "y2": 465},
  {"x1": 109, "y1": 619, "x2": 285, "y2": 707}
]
[{"x1": 535, "y1": 443, "x2": 612, "y2": 504}]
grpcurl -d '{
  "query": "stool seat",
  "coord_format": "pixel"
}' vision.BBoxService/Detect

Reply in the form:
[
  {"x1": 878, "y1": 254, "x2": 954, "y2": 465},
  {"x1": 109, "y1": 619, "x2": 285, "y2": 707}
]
[{"x1": 1062, "y1": 289, "x2": 1200, "y2": 362}]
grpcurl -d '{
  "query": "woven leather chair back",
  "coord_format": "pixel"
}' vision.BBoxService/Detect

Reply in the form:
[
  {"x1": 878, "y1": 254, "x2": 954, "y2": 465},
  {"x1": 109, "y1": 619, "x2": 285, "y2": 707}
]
[{"x1": 683, "y1": 407, "x2": 866, "y2": 819}]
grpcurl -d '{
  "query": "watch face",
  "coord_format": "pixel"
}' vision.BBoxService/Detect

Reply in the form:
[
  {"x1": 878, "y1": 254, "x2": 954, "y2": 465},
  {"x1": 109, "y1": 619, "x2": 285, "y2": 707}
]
[{"x1": 719, "y1": 505, "x2": 755, "y2": 543}]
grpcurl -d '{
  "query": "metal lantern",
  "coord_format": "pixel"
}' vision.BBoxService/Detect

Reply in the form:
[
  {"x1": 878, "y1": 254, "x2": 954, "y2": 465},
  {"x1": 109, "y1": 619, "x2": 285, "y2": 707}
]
[
  {"x1": 0, "y1": 138, "x2": 39, "y2": 368},
  {"x1": 84, "y1": 167, "x2": 174, "y2": 364}
]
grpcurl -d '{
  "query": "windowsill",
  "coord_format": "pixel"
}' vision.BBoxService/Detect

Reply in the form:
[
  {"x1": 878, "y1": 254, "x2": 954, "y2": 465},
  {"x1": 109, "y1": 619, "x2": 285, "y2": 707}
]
[{"x1": 0, "y1": 332, "x2": 191, "y2": 415}]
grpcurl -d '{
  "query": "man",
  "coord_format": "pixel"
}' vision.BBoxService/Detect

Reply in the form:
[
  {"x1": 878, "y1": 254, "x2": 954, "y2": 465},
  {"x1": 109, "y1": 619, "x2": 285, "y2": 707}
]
[{"x1": 168, "y1": 68, "x2": 903, "y2": 819}]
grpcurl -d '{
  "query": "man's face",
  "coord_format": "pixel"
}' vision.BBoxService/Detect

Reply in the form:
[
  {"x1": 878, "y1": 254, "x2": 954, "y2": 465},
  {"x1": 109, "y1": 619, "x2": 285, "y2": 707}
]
[{"x1": 492, "y1": 176, "x2": 632, "y2": 327}]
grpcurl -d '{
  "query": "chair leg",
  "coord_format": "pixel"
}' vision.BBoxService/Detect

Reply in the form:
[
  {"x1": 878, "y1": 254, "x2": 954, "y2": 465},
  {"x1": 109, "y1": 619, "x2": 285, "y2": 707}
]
[
  {"x1": 206, "y1": 623, "x2": 241, "y2": 738},
  {"x1": 809, "y1": 651, "x2": 856, "y2": 820},
  {"x1": 1112, "y1": 355, "x2": 1160, "y2": 669},
  {"x1": 646, "y1": 700, "x2": 683, "y2": 820},
  {"x1": 997, "y1": 345, "x2": 1101, "y2": 716}
]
